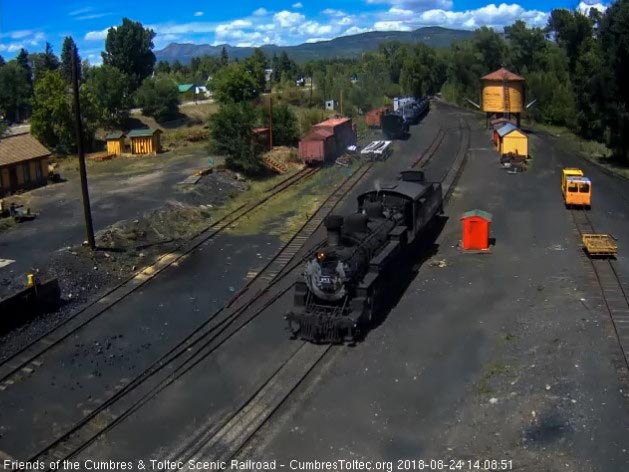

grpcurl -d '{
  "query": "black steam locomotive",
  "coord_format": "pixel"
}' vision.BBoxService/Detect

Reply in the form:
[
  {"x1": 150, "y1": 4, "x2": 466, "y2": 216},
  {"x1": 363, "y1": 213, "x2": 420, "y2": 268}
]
[{"x1": 285, "y1": 170, "x2": 443, "y2": 343}]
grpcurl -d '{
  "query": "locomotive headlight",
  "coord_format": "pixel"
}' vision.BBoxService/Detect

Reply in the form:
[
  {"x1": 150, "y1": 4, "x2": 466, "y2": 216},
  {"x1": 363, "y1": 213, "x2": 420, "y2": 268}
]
[{"x1": 316, "y1": 251, "x2": 326, "y2": 262}]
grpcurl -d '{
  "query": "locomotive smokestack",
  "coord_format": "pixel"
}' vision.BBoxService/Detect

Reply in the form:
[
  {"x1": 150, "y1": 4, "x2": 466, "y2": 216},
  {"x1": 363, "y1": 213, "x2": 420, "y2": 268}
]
[{"x1": 324, "y1": 215, "x2": 343, "y2": 246}]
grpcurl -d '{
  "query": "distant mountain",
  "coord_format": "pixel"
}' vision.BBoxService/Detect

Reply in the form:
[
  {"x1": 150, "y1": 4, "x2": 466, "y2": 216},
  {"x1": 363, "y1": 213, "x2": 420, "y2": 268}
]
[{"x1": 155, "y1": 27, "x2": 473, "y2": 64}]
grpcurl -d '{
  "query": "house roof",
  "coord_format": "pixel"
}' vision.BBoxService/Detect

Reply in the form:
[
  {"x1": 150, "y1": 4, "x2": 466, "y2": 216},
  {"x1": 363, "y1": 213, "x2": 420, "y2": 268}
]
[
  {"x1": 461, "y1": 209, "x2": 493, "y2": 221},
  {"x1": 316, "y1": 117, "x2": 351, "y2": 128},
  {"x1": 127, "y1": 128, "x2": 161, "y2": 138},
  {"x1": 496, "y1": 123, "x2": 520, "y2": 137},
  {"x1": 178, "y1": 84, "x2": 195, "y2": 93},
  {"x1": 0, "y1": 133, "x2": 50, "y2": 167},
  {"x1": 481, "y1": 67, "x2": 525, "y2": 82},
  {"x1": 104, "y1": 131, "x2": 125, "y2": 140},
  {"x1": 252, "y1": 127, "x2": 270, "y2": 134}
]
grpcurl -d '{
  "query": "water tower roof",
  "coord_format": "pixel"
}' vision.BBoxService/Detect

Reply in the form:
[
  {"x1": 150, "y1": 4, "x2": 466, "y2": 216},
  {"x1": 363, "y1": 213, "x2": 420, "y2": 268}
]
[{"x1": 481, "y1": 67, "x2": 525, "y2": 81}]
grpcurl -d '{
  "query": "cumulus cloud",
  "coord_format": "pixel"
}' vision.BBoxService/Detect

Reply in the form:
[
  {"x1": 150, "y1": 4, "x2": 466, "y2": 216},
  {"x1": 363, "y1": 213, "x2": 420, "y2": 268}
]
[
  {"x1": 274, "y1": 11, "x2": 306, "y2": 27},
  {"x1": 194, "y1": 11, "x2": 204, "y2": 17},
  {"x1": 292, "y1": 2, "x2": 304, "y2": 7},
  {"x1": 376, "y1": 3, "x2": 549, "y2": 30},
  {"x1": 577, "y1": 2, "x2": 607, "y2": 14},
  {"x1": 138, "y1": 1, "x2": 571, "y2": 50},
  {"x1": 84, "y1": 27, "x2": 110, "y2": 41}
]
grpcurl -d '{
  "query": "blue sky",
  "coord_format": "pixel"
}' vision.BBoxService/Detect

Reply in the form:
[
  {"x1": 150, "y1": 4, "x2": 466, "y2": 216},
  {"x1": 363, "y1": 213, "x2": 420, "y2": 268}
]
[{"x1": 0, "y1": 0, "x2": 608, "y2": 64}]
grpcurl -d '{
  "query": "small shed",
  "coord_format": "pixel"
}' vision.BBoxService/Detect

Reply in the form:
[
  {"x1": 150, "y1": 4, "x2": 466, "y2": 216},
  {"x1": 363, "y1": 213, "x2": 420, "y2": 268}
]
[
  {"x1": 461, "y1": 210, "x2": 492, "y2": 251},
  {"x1": 253, "y1": 127, "x2": 271, "y2": 151},
  {"x1": 0, "y1": 133, "x2": 51, "y2": 197},
  {"x1": 104, "y1": 131, "x2": 126, "y2": 156},
  {"x1": 496, "y1": 123, "x2": 528, "y2": 157},
  {"x1": 128, "y1": 129, "x2": 162, "y2": 155},
  {"x1": 325, "y1": 100, "x2": 337, "y2": 111}
]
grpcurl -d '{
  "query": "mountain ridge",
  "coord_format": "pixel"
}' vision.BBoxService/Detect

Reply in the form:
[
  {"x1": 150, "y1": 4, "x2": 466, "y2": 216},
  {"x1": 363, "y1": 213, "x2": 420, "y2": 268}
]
[{"x1": 155, "y1": 26, "x2": 474, "y2": 64}]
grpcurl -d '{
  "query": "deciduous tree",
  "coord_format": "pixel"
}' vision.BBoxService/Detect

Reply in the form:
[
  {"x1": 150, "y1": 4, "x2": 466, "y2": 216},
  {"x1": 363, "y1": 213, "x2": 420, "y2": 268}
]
[
  {"x1": 209, "y1": 102, "x2": 263, "y2": 174},
  {"x1": 135, "y1": 76, "x2": 179, "y2": 123},
  {"x1": 102, "y1": 18, "x2": 156, "y2": 91}
]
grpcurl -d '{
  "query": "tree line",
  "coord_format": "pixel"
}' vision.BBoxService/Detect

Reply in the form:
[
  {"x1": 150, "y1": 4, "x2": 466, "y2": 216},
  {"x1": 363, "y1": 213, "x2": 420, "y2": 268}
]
[{"x1": 1, "y1": 2, "x2": 628, "y2": 165}]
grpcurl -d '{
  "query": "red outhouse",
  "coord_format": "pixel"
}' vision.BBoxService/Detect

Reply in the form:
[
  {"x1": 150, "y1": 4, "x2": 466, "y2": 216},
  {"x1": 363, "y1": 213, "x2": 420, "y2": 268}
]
[{"x1": 461, "y1": 210, "x2": 492, "y2": 251}]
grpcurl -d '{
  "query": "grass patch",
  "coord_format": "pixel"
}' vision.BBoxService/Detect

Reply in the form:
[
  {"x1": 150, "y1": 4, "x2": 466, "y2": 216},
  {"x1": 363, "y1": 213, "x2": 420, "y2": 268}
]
[
  {"x1": 525, "y1": 120, "x2": 629, "y2": 179},
  {"x1": 0, "y1": 217, "x2": 16, "y2": 233},
  {"x1": 222, "y1": 164, "x2": 351, "y2": 241},
  {"x1": 476, "y1": 361, "x2": 512, "y2": 395}
]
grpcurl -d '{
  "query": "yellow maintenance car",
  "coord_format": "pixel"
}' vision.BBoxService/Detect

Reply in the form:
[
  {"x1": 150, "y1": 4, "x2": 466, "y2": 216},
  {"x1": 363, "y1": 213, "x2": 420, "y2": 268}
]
[{"x1": 562, "y1": 168, "x2": 591, "y2": 208}]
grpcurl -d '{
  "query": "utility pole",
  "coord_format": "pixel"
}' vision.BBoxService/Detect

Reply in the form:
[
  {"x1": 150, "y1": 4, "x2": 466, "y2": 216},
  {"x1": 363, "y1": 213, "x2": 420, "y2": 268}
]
[
  {"x1": 71, "y1": 45, "x2": 95, "y2": 250},
  {"x1": 269, "y1": 95, "x2": 273, "y2": 150},
  {"x1": 340, "y1": 89, "x2": 343, "y2": 116}
]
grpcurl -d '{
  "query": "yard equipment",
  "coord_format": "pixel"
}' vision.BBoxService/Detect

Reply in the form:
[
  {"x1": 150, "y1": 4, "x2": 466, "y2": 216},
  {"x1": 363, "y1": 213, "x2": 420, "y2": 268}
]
[
  {"x1": 561, "y1": 168, "x2": 584, "y2": 193},
  {"x1": 361, "y1": 141, "x2": 392, "y2": 161},
  {"x1": 564, "y1": 176, "x2": 591, "y2": 208},
  {"x1": 582, "y1": 233, "x2": 617, "y2": 257}
]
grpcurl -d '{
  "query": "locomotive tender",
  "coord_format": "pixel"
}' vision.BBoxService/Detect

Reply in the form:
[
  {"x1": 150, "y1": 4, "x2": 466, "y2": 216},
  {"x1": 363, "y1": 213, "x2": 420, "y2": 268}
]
[{"x1": 285, "y1": 170, "x2": 443, "y2": 343}]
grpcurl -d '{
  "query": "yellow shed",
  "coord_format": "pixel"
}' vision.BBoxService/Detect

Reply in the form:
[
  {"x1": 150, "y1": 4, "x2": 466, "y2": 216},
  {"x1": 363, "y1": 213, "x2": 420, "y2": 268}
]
[
  {"x1": 496, "y1": 123, "x2": 528, "y2": 157},
  {"x1": 104, "y1": 131, "x2": 126, "y2": 155},
  {"x1": 128, "y1": 129, "x2": 162, "y2": 155},
  {"x1": 0, "y1": 133, "x2": 50, "y2": 197}
]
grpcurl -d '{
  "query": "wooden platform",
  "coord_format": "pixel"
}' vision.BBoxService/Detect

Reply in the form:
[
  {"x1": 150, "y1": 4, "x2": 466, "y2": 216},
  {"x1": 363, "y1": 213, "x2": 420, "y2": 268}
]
[{"x1": 582, "y1": 233, "x2": 618, "y2": 257}]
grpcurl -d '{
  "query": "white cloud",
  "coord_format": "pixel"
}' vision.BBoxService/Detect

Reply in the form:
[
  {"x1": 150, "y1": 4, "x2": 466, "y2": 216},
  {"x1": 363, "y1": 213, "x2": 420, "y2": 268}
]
[
  {"x1": 577, "y1": 2, "x2": 607, "y2": 14},
  {"x1": 368, "y1": 0, "x2": 454, "y2": 11},
  {"x1": 322, "y1": 8, "x2": 347, "y2": 16},
  {"x1": 375, "y1": 2, "x2": 549, "y2": 30},
  {"x1": 194, "y1": 11, "x2": 204, "y2": 17},
  {"x1": 69, "y1": 7, "x2": 92, "y2": 16},
  {"x1": 84, "y1": 27, "x2": 110, "y2": 41},
  {"x1": 274, "y1": 10, "x2": 306, "y2": 27},
  {"x1": 140, "y1": 1, "x2": 571, "y2": 50},
  {"x1": 343, "y1": 26, "x2": 372, "y2": 36},
  {"x1": 374, "y1": 21, "x2": 413, "y2": 31},
  {"x1": 3, "y1": 29, "x2": 34, "y2": 39},
  {"x1": 293, "y1": 2, "x2": 304, "y2": 8}
]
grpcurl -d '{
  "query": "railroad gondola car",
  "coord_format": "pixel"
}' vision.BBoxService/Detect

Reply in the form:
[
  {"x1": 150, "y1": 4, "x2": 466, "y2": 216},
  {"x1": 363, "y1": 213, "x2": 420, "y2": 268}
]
[{"x1": 285, "y1": 170, "x2": 443, "y2": 343}]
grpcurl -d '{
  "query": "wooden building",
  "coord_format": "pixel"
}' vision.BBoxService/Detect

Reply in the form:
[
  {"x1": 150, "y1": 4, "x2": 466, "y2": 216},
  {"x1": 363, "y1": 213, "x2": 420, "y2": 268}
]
[
  {"x1": 0, "y1": 133, "x2": 51, "y2": 197},
  {"x1": 496, "y1": 123, "x2": 528, "y2": 157},
  {"x1": 128, "y1": 129, "x2": 162, "y2": 155},
  {"x1": 481, "y1": 68, "x2": 525, "y2": 127},
  {"x1": 104, "y1": 131, "x2": 126, "y2": 156}
]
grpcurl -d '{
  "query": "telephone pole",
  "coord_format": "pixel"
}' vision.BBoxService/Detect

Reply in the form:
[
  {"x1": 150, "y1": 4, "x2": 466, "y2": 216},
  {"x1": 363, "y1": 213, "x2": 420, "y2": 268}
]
[
  {"x1": 71, "y1": 45, "x2": 95, "y2": 249},
  {"x1": 269, "y1": 95, "x2": 273, "y2": 150}
]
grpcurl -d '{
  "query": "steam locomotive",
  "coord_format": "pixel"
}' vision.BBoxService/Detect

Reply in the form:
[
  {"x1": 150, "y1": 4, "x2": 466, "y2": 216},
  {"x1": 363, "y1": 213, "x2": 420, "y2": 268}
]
[{"x1": 285, "y1": 170, "x2": 443, "y2": 343}]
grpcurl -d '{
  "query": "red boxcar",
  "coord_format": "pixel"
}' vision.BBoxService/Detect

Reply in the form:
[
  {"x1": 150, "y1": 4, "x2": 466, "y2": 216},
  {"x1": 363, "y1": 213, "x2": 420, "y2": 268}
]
[
  {"x1": 365, "y1": 107, "x2": 390, "y2": 128},
  {"x1": 299, "y1": 117, "x2": 356, "y2": 165}
]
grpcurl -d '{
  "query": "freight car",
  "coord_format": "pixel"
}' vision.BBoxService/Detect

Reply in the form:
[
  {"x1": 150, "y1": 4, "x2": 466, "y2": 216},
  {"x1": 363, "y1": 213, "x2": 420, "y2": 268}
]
[
  {"x1": 285, "y1": 170, "x2": 443, "y2": 343},
  {"x1": 381, "y1": 114, "x2": 409, "y2": 140},
  {"x1": 299, "y1": 117, "x2": 356, "y2": 165}
]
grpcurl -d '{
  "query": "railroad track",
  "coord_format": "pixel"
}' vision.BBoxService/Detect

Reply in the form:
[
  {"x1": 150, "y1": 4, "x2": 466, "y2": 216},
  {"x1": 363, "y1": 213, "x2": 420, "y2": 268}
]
[
  {"x1": 18, "y1": 164, "x2": 375, "y2": 470},
  {"x1": 570, "y1": 209, "x2": 629, "y2": 376},
  {"x1": 0, "y1": 166, "x2": 319, "y2": 388},
  {"x1": 410, "y1": 128, "x2": 445, "y2": 169},
  {"x1": 167, "y1": 124, "x2": 475, "y2": 466}
]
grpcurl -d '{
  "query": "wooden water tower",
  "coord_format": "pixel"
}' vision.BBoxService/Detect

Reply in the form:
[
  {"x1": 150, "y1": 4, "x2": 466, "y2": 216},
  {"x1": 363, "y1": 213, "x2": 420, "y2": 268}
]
[{"x1": 481, "y1": 67, "x2": 525, "y2": 128}]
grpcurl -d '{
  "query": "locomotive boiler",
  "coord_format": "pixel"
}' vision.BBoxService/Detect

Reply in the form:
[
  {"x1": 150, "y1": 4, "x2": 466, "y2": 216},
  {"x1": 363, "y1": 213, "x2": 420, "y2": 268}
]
[{"x1": 285, "y1": 170, "x2": 443, "y2": 343}]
